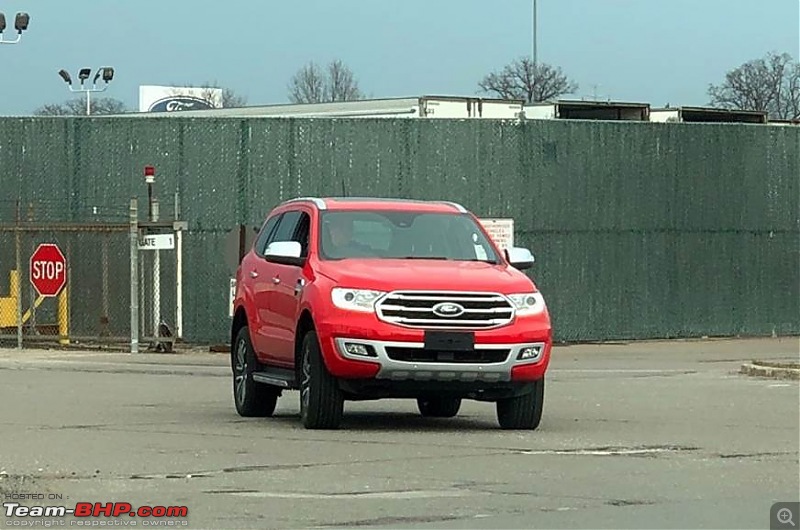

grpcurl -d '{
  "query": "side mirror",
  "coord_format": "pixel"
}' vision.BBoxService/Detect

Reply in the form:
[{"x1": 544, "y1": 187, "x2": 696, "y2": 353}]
[
  {"x1": 264, "y1": 241, "x2": 305, "y2": 267},
  {"x1": 506, "y1": 247, "x2": 535, "y2": 270}
]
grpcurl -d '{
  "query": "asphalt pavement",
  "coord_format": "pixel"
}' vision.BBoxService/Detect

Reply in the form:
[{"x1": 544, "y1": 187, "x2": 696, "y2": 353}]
[{"x1": 0, "y1": 337, "x2": 798, "y2": 529}]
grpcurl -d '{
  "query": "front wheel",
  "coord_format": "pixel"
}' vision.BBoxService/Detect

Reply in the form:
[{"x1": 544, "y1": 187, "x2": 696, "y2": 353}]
[
  {"x1": 496, "y1": 378, "x2": 544, "y2": 430},
  {"x1": 232, "y1": 326, "x2": 280, "y2": 417},
  {"x1": 299, "y1": 330, "x2": 344, "y2": 429}
]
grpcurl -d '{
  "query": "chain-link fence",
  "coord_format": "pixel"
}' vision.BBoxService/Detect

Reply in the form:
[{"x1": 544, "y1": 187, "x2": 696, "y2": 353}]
[
  {"x1": 0, "y1": 202, "x2": 131, "y2": 348},
  {"x1": 0, "y1": 198, "x2": 184, "y2": 352},
  {"x1": 0, "y1": 117, "x2": 797, "y2": 344}
]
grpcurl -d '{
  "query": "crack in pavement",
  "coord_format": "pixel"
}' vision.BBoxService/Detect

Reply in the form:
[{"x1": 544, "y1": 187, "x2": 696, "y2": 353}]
[
  {"x1": 30, "y1": 423, "x2": 710, "y2": 459},
  {"x1": 3, "y1": 444, "x2": 710, "y2": 485},
  {"x1": 0, "y1": 363, "x2": 225, "y2": 377},
  {"x1": 716, "y1": 451, "x2": 797, "y2": 459},
  {"x1": 313, "y1": 514, "x2": 466, "y2": 528}
]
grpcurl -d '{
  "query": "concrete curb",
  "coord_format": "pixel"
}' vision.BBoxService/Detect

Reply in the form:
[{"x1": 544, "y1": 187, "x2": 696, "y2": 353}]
[{"x1": 740, "y1": 361, "x2": 800, "y2": 380}]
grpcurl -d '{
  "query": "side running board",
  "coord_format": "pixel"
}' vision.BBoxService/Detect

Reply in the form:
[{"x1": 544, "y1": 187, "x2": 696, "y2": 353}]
[{"x1": 252, "y1": 366, "x2": 296, "y2": 389}]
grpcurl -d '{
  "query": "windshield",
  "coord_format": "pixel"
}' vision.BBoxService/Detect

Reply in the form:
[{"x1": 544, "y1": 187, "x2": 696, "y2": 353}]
[{"x1": 318, "y1": 210, "x2": 501, "y2": 263}]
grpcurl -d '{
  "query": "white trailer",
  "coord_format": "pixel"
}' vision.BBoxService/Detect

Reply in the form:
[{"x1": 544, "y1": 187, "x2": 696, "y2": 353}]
[
  {"x1": 524, "y1": 100, "x2": 650, "y2": 121},
  {"x1": 110, "y1": 95, "x2": 525, "y2": 119},
  {"x1": 649, "y1": 106, "x2": 768, "y2": 124}
]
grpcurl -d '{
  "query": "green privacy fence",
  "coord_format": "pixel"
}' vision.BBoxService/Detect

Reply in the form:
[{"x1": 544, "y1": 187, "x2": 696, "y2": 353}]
[{"x1": 0, "y1": 116, "x2": 797, "y2": 344}]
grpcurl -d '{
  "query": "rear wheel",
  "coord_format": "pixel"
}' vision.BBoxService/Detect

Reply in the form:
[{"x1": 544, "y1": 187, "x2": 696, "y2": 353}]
[
  {"x1": 232, "y1": 326, "x2": 279, "y2": 417},
  {"x1": 496, "y1": 378, "x2": 544, "y2": 430},
  {"x1": 417, "y1": 397, "x2": 462, "y2": 418},
  {"x1": 299, "y1": 330, "x2": 344, "y2": 429}
]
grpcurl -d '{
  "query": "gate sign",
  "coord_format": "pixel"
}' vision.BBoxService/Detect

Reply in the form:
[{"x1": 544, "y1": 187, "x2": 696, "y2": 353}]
[{"x1": 30, "y1": 243, "x2": 67, "y2": 297}]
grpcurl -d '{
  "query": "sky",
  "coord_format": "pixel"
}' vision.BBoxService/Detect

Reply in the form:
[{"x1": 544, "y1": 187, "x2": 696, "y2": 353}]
[{"x1": 0, "y1": 0, "x2": 797, "y2": 115}]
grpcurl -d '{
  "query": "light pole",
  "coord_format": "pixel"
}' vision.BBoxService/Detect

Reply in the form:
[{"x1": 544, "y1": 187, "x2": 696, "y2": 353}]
[
  {"x1": 0, "y1": 12, "x2": 30, "y2": 45},
  {"x1": 57, "y1": 67, "x2": 115, "y2": 115},
  {"x1": 532, "y1": 0, "x2": 538, "y2": 71}
]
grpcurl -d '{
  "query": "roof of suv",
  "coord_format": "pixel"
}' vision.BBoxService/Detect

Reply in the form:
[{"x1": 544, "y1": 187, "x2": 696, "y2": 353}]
[{"x1": 282, "y1": 197, "x2": 467, "y2": 213}]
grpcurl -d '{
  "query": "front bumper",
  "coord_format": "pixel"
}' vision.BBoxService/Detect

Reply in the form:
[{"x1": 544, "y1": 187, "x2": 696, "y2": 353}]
[
  {"x1": 315, "y1": 310, "x2": 552, "y2": 383},
  {"x1": 334, "y1": 337, "x2": 546, "y2": 382}
]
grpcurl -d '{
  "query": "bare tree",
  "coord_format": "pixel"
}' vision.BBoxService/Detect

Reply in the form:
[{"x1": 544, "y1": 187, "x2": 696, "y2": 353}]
[
  {"x1": 326, "y1": 59, "x2": 363, "y2": 102},
  {"x1": 708, "y1": 51, "x2": 800, "y2": 120},
  {"x1": 33, "y1": 97, "x2": 128, "y2": 116},
  {"x1": 288, "y1": 60, "x2": 364, "y2": 103},
  {"x1": 478, "y1": 57, "x2": 578, "y2": 103}
]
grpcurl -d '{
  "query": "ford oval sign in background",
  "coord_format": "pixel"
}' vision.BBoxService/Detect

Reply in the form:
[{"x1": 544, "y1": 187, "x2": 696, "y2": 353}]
[
  {"x1": 148, "y1": 96, "x2": 214, "y2": 113},
  {"x1": 139, "y1": 85, "x2": 223, "y2": 113}
]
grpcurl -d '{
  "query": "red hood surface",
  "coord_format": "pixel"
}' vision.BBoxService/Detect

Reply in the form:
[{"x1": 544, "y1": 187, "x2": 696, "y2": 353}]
[{"x1": 315, "y1": 258, "x2": 536, "y2": 293}]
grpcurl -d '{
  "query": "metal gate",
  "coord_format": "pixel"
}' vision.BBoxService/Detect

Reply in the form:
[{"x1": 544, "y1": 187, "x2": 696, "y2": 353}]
[{"x1": 0, "y1": 198, "x2": 185, "y2": 353}]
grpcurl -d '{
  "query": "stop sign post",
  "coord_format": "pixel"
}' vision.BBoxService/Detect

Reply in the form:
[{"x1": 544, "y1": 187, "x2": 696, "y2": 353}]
[{"x1": 30, "y1": 243, "x2": 68, "y2": 297}]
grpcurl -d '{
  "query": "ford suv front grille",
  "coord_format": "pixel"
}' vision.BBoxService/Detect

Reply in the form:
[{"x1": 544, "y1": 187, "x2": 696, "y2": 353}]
[{"x1": 376, "y1": 291, "x2": 515, "y2": 330}]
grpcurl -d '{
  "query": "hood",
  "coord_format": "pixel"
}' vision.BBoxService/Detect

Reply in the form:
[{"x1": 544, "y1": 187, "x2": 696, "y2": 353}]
[{"x1": 315, "y1": 258, "x2": 535, "y2": 293}]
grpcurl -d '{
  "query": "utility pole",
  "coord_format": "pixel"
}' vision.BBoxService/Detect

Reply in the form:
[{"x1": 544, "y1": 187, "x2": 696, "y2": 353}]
[
  {"x1": 531, "y1": 0, "x2": 539, "y2": 103},
  {"x1": 532, "y1": 0, "x2": 538, "y2": 71}
]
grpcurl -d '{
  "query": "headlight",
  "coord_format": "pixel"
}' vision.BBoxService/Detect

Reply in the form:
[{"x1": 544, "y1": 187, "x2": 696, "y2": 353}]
[
  {"x1": 507, "y1": 292, "x2": 546, "y2": 316},
  {"x1": 331, "y1": 288, "x2": 386, "y2": 312}
]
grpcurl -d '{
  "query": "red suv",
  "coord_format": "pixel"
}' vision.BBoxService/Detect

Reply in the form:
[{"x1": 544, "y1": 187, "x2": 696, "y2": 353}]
[{"x1": 230, "y1": 197, "x2": 552, "y2": 430}]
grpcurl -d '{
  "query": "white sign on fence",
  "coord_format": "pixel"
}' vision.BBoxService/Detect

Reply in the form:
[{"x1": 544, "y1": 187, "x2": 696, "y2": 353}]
[
  {"x1": 479, "y1": 218, "x2": 514, "y2": 251},
  {"x1": 138, "y1": 234, "x2": 175, "y2": 251},
  {"x1": 229, "y1": 278, "x2": 236, "y2": 318}
]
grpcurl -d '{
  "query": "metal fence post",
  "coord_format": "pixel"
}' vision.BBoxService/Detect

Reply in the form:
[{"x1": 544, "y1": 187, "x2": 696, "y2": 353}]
[
  {"x1": 174, "y1": 191, "x2": 183, "y2": 340},
  {"x1": 129, "y1": 198, "x2": 139, "y2": 354},
  {"x1": 15, "y1": 200, "x2": 22, "y2": 350}
]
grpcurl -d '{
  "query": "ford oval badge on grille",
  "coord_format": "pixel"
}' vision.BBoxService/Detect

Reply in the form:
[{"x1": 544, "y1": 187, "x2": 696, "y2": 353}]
[{"x1": 432, "y1": 302, "x2": 465, "y2": 318}]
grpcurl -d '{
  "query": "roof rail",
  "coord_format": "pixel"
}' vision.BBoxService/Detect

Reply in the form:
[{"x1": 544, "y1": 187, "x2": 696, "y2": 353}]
[
  {"x1": 282, "y1": 197, "x2": 327, "y2": 210},
  {"x1": 440, "y1": 201, "x2": 467, "y2": 213}
]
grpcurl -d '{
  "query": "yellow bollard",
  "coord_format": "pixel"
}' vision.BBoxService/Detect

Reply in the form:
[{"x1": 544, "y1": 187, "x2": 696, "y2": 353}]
[
  {"x1": 0, "y1": 270, "x2": 20, "y2": 328},
  {"x1": 58, "y1": 284, "x2": 70, "y2": 346}
]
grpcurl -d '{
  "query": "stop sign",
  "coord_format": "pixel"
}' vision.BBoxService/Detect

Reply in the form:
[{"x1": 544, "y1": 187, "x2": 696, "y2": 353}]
[{"x1": 30, "y1": 243, "x2": 68, "y2": 297}]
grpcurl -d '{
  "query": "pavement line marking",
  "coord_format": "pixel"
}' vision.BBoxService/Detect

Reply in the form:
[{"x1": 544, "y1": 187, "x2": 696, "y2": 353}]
[{"x1": 221, "y1": 490, "x2": 474, "y2": 499}]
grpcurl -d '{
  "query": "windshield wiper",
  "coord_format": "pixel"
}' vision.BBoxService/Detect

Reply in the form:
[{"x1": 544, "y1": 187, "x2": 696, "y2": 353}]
[
  {"x1": 395, "y1": 256, "x2": 499, "y2": 264},
  {"x1": 463, "y1": 258, "x2": 499, "y2": 264},
  {"x1": 397, "y1": 256, "x2": 452, "y2": 260}
]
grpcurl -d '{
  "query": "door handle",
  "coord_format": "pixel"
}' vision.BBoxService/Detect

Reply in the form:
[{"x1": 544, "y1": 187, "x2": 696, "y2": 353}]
[
  {"x1": 249, "y1": 271, "x2": 258, "y2": 279},
  {"x1": 272, "y1": 277, "x2": 281, "y2": 285}
]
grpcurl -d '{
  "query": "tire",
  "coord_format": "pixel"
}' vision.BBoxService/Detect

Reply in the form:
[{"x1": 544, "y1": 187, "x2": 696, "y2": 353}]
[
  {"x1": 232, "y1": 326, "x2": 279, "y2": 417},
  {"x1": 496, "y1": 378, "x2": 544, "y2": 430},
  {"x1": 299, "y1": 330, "x2": 344, "y2": 429},
  {"x1": 417, "y1": 397, "x2": 462, "y2": 418}
]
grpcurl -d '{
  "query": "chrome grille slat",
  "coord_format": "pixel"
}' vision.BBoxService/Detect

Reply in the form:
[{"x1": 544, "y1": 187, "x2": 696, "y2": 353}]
[
  {"x1": 381, "y1": 306, "x2": 513, "y2": 315},
  {"x1": 391, "y1": 295, "x2": 507, "y2": 302},
  {"x1": 376, "y1": 290, "x2": 515, "y2": 330}
]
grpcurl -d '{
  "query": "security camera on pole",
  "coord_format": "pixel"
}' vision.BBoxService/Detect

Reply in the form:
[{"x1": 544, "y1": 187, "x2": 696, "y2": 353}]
[
  {"x1": 0, "y1": 12, "x2": 31, "y2": 45},
  {"x1": 57, "y1": 67, "x2": 115, "y2": 115}
]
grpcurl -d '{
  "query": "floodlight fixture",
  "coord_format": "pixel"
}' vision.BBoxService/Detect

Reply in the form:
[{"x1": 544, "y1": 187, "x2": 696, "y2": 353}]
[
  {"x1": 14, "y1": 12, "x2": 29, "y2": 32},
  {"x1": 0, "y1": 12, "x2": 31, "y2": 44},
  {"x1": 57, "y1": 67, "x2": 117, "y2": 115},
  {"x1": 58, "y1": 69, "x2": 72, "y2": 85}
]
